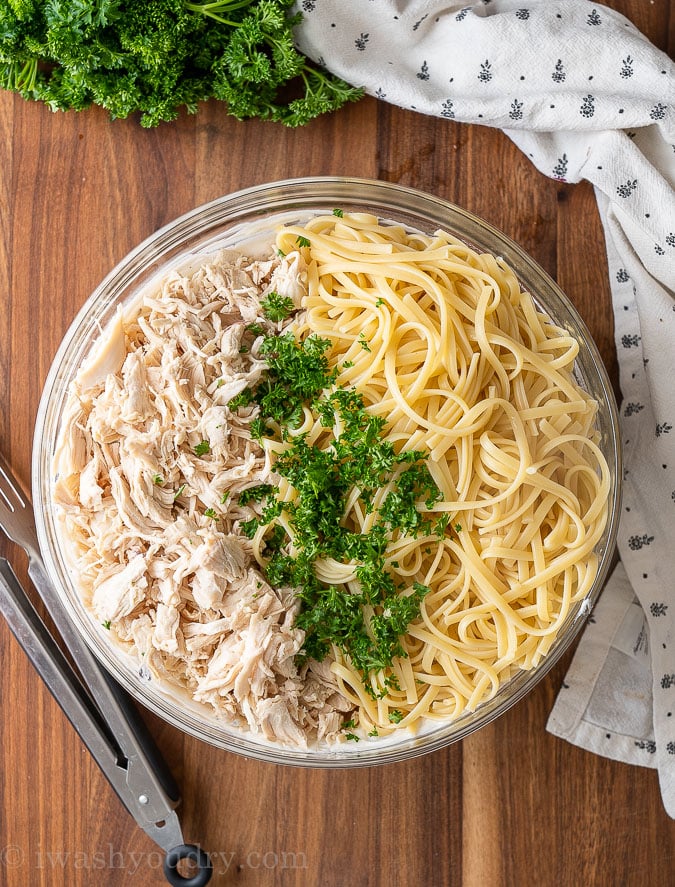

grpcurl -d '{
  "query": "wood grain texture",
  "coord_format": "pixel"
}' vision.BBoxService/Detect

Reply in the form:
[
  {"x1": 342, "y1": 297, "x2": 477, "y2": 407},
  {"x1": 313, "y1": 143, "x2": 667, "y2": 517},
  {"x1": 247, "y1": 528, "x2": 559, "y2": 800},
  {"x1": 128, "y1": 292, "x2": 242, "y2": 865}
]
[{"x1": 1, "y1": 2, "x2": 673, "y2": 884}]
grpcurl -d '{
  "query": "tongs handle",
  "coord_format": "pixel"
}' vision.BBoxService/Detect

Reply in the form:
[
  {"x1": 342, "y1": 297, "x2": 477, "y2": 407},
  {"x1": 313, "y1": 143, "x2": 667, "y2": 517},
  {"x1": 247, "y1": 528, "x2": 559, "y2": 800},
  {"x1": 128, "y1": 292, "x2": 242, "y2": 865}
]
[
  {"x1": 0, "y1": 556, "x2": 180, "y2": 801},
  {"x1": 0, "y1": 452, "x2": 212, "y2": 882},
  {"x1": 0, "y1": 558, "x2": 212, "y2": 884},
  {"x1": 24, "y1": 556, "x2": 182, "y2": 829},
  {"x1": 97, "y1": 663, "x2": 180, "y2": 804},
  {"x1": 0, "y1": 558, "x2": 117, "y2": 766},
  {"x1": 164, "y1": 846, "x2": 213, "y2": 887}
]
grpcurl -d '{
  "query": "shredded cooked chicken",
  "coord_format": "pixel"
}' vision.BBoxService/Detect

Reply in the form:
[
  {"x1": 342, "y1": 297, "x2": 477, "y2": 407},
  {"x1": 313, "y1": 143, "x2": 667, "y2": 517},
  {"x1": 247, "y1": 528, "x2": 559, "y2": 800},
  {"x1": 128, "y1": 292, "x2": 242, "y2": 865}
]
[{"x1": 53, "y1": 249, "x2": 353, "y2": 746}]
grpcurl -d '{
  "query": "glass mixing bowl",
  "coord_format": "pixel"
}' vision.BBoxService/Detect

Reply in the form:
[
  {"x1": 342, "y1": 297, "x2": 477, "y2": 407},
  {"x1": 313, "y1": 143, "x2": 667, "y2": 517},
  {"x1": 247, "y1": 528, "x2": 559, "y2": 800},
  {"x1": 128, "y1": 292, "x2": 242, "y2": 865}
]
[{"x1": 33, "y1": 177, "x2": 621, "y2": 766}]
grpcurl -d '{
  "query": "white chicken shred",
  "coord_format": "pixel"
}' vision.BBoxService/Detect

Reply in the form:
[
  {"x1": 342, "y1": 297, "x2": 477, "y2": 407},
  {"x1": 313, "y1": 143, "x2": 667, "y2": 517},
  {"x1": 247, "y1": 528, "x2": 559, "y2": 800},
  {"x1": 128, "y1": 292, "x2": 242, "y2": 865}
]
[{"x1": 53, "y1": 249, "x2": 353, "y2": 747}]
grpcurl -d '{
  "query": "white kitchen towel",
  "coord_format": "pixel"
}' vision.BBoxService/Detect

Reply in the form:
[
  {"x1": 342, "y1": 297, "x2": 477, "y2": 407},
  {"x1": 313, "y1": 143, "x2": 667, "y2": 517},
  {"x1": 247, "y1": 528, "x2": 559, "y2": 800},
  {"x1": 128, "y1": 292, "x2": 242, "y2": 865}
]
[{"x1": 294, "y1": 1, "x2": 675, "y2": 812}]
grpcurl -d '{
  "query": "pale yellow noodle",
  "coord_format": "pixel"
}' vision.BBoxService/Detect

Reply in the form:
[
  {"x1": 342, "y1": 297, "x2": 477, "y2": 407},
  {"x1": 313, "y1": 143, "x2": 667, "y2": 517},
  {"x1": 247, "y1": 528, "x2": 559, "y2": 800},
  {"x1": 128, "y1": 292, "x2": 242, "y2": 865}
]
[{"x1": 257, "y1": 213, "x2": 610, "y2": 736}]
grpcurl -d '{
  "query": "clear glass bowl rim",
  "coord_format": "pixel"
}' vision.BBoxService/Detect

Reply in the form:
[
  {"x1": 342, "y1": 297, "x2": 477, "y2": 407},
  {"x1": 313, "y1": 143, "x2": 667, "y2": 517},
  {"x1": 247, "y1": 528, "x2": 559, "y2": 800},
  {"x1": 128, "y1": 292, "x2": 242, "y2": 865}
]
[{"x1": 33, "y1": 176, "x2": 622, "y2": 768}]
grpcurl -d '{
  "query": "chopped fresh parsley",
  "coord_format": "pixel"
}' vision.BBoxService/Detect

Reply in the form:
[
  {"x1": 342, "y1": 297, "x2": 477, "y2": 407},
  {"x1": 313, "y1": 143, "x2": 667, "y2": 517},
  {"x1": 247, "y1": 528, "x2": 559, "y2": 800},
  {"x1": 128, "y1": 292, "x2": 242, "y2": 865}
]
[
  {"x1": 260, "y1": 290, "x2": 295, "y2": 322},
  {"x1": 228, "y1": 389, "x2": 255, "y2": 411},
  {"x1": 384, "y1": 672, "x2": 401, "y2": 692},
  {"x1": 358, "y1": 334, "x2": 371, "y2": 352},
  {"x1": 249, "y1": 417, "x2": 270, "y2": 442},
  {"x1": 434, "y1": 514, "x2": 450, "y2": 536},
  {"x1": 204, "y1": 508, "x2": 217, "y2": 519},
  {"x1": 152, "y1": 474, "x2": 164, "y2": 485},
  {"x1": 345, "y1": 732, "x2": 360, "y2": 742},
  {"x1": 232, "y1": 327, "x2": 440, "y2": 692},
  {"x1": 379, "y1": 464, "x2": 440, "y2": 534},
  {"x1": 194, "y1": 440, "x2": 210, "y2": 456},
  {"x1": 240, "y1": 517, "x2": 259, "y2": 539},
  {"x1": 238, "y1": 484, "x2": 278, "y2": 506},
  {"x1": 332, "y1": 208, "x2": 344, "y2": 218},
  {"x1": 173, "y1": 483, "x2": 186, "y2": 500},
  {"x1": 262, "y1": 524, "x2": 288, "y2": 556},
  {"x1": 295, "y1": 235, "x2": 311, "y2": 248},
  {"x1": 454, "y1": 523, "x2": 463, "y2": 533},
  {"x1": 388, "y1": 709, "x2": 404, "y2": 724},
  {"x1": 241, "y1": 497, "x2": 284, "y2": 539},
  {"x1": 102, "y1": 620, "x2": 111, "y2": 630},
  {"x1": 242, "y1": 332, "x2": 336, "y2": 434}
]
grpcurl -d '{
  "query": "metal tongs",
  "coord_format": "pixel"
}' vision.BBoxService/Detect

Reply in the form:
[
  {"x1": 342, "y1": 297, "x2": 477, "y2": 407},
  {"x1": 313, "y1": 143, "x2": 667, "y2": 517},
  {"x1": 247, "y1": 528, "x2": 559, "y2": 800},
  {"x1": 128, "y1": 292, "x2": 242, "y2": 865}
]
[{"x1": 0, "y1": 454, "x2": 212, "y2": 886}]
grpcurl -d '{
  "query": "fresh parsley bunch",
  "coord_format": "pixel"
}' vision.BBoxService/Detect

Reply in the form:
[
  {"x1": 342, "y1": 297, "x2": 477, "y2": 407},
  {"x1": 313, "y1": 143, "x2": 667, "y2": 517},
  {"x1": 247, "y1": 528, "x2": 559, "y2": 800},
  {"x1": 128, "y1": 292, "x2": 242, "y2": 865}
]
[{"x1": 0, "y1": 0, "x2": 362, "y2": 126}]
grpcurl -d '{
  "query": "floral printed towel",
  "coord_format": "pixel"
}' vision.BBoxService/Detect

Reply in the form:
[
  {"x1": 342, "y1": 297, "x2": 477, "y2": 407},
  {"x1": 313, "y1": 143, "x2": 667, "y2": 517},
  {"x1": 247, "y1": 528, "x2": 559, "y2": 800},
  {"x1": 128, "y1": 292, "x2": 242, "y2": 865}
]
[{"x1": 294, "y1": 0, "x2": 675, "y2": 813}]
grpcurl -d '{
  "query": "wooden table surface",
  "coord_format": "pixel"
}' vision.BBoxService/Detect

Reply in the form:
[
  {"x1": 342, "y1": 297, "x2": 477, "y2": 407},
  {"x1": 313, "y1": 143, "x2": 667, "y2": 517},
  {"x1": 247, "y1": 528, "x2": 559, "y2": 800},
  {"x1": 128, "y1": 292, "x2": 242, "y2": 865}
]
[{"x1": 1, "y1": 3, "x2": 673, "y2": 885}]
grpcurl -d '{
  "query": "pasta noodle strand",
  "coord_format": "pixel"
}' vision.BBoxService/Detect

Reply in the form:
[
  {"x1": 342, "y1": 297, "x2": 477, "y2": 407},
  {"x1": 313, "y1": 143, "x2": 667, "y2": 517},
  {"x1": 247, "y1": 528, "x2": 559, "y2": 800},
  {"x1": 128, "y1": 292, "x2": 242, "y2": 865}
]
[{"x1": 267, "y1": 213, "x2": 610, "y2": 735}]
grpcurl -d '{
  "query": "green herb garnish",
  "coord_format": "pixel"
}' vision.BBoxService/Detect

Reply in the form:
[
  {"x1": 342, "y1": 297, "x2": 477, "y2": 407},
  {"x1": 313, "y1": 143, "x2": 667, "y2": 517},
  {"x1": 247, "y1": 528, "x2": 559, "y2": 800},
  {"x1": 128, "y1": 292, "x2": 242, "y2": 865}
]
[
  {"x1": 260, "y1": 291, "x2": 295, "y2": 322},
  {"x1": 249, "y1": 417, "x2": 270, "y2": 442},
  {"x1": 247, "y1": 332, "x2": 336, "y2": 432},
  {"x1": 434, "y1": 514, "x2": 450, "y2": 536},
  {"x1": 231, "y1": 329, "x2": 439, "y2": 692},
  {"x1": 194, "y1": 440, "x2": 210, "y2": 456},
  {"x1": 228, "y1": 389, "x2": 254, "y2": 411},
  {"x1": 238, "y1": 484, "x2": 278, "y2": 506},
  {"x1": 240, "y1": 517, "x2": 259, "y2": 539}
]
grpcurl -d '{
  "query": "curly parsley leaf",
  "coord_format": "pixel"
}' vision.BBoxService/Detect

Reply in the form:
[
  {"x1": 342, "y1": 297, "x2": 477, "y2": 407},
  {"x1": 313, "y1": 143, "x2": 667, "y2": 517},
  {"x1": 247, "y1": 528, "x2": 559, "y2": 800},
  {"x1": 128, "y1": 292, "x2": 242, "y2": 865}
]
[
  {"x1": 248, "y1": 332, "x2": 336, "y2": 430},
  {"x1": 0, "y1": 0, "x2": 363, "y2": 126},
  {"x1": 238, "y1": 483, "x2": 278, "y2": 506},
  {"x1": 260, "y1": 290, "x2": 295, "y2": 322}
]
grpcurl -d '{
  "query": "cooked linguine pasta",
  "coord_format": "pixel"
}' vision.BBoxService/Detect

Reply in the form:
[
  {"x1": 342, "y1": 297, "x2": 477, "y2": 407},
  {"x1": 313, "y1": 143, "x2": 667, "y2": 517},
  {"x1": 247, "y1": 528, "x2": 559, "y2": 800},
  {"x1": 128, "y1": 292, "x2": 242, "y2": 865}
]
[{"x1": 254, "y1": 212, "x2": 610, "y2": 735}]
